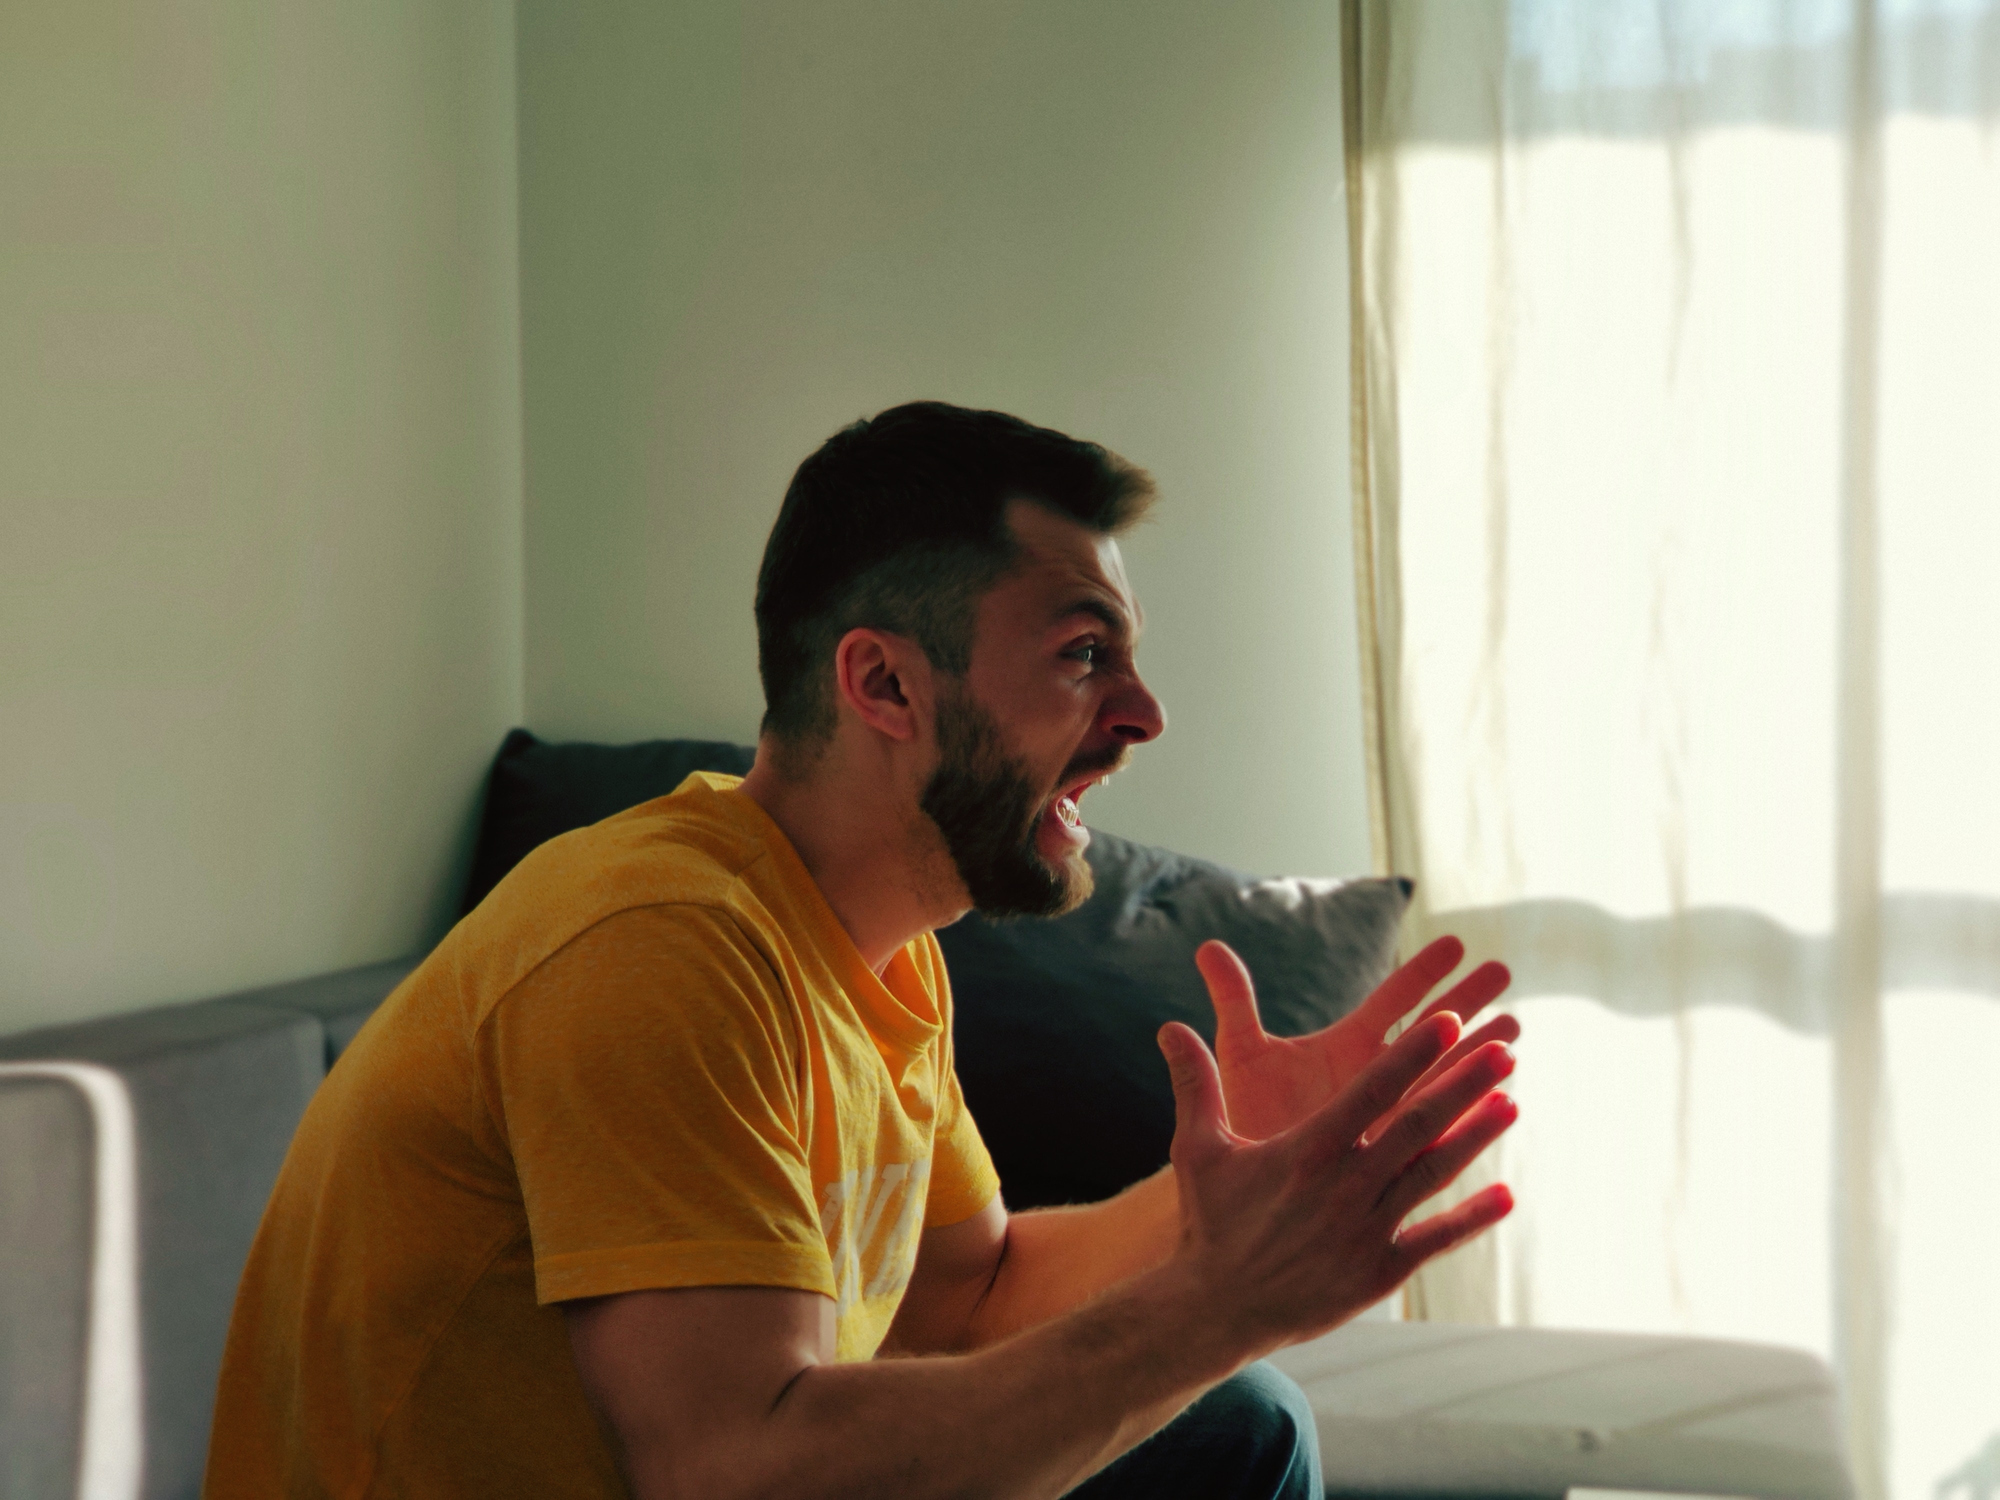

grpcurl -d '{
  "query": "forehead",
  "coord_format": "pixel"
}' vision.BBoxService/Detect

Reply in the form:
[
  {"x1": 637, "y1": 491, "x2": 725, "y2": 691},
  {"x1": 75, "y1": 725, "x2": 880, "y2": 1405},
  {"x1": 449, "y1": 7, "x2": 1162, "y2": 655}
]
[{"x1": 984, "y1": 498, "x2": 1141, "y2": 634}]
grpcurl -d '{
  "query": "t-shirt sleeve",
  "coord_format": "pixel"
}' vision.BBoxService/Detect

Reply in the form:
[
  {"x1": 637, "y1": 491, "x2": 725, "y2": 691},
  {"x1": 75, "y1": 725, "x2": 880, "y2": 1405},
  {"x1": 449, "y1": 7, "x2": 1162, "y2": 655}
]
[
  {"x1": 916, "y1": 934, "x2": 1002, "y2": 1228},
  {"x1": 480, "y1": 904, "x2": 836, "y2": 1306}
]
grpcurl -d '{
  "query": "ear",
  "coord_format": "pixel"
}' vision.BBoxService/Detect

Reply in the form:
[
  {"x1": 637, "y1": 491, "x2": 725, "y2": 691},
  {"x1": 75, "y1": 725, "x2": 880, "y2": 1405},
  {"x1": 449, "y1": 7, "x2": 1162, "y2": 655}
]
[{"x1": 833, "y1": 628, "x2": 933, "y2": 744}]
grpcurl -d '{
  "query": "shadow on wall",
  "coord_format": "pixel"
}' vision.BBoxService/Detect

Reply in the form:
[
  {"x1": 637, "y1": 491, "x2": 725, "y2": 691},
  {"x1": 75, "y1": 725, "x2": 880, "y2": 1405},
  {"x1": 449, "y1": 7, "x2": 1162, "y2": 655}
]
[
  {"x1": 1939, "y1": 1432, "x2": 2000, "y2": 1500},
  {"x1": 1419, "y1": 893, "x2": 2000, "y2": 1035}
]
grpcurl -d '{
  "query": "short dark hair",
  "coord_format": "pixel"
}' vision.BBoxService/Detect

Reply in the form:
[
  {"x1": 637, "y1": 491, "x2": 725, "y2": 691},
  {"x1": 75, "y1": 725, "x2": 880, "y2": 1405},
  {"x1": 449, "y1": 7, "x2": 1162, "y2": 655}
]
[{"x1": 754, "y1": 401, "x2": 1154, "y2": 760}]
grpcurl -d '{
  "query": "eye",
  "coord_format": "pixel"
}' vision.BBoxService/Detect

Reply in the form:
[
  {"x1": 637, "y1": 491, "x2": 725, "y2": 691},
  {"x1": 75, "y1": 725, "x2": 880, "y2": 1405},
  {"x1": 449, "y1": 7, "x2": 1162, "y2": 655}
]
[{"x1": 1064, "y1": 640, "x2": 1102, "y2": 669}]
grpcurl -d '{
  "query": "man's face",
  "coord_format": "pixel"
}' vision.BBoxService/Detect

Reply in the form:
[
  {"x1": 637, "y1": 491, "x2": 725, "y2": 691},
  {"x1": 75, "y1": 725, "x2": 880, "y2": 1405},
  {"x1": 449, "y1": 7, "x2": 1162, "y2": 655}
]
[{"x1": 919, "y1": 500, "x2": 1165, "y2": 917}]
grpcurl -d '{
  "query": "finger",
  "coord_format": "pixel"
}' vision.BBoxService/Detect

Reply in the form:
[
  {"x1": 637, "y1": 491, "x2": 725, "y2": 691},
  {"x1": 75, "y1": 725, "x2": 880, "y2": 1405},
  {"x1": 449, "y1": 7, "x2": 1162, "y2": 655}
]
[
  {"x1": 1351, "y1": 936, "x2": 1466, "y2": 1036},
  {"x1": 1301, "y1": 1010, "x2": 1461, "y2": 1158},
  {"x1": 1413, "y1": 959, "x2": 1512, "y2": 1028},
  {"x1": 1393, "y1": 1013, "x2": 1522, "y2": 1117},
  {"x1": 1386, "y1": 1183, "x2": 1515, "y2": 1272},
  {"x1": 1365, "y1": 1040, "x2": 1516, "y2": 1183},
  {"x1": 1196, "y1": 941, "x2": 1264, "y2": 1049},
  {"x1": 1159, "y1": 1022, "x2": 1232, "y2": 1167},
  {"x1": 1378, "y1": 1090, "x2": 1518, "y2": 1223}
]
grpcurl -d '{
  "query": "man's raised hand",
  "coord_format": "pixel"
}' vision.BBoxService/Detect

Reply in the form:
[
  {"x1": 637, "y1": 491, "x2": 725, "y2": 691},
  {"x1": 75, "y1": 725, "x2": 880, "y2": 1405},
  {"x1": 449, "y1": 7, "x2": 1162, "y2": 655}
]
[
  {"x1": 1158, "y1": 1010, "x2": 1517, "y2": 1355},
  {"x1": 1201, "y1": 934, "x2": 1519, "y2": 1142}
]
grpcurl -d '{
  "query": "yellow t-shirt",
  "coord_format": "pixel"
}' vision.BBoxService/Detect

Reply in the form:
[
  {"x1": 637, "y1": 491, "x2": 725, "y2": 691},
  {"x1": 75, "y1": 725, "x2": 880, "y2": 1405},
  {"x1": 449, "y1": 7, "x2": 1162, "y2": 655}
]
[{"x1": 204, "y1": 772, "x2": 1000, "y2": 1499}]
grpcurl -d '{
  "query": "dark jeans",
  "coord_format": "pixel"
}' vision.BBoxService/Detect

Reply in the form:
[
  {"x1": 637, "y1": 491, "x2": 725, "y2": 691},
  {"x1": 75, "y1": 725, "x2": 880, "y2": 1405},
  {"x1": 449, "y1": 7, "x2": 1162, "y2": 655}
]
[{"x1": 1065, "y1": 1361, "x2": 1322, "y2": 1500}]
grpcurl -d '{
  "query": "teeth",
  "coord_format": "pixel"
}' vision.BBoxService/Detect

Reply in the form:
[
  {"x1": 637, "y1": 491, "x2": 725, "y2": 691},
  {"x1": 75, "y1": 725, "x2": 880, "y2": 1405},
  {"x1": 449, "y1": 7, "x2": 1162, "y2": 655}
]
[{"x1": 1055, "y1": 797, "x2": 1080, "y2": 828}]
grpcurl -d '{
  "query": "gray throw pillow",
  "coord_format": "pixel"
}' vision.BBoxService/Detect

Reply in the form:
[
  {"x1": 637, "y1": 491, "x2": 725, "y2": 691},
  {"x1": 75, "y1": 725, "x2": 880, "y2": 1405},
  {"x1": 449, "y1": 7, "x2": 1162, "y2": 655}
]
[{"x1": 936, "y1": 835, "x2": 1411, "y2": 1208}]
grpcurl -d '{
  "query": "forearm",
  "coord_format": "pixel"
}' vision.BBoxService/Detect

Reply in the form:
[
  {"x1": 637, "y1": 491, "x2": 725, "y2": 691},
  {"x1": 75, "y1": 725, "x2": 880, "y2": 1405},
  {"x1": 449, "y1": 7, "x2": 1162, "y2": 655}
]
[
  {"x1": 626, "y1": 1260, "x2": 1242, "y2": 1500},
  {"x1": 592, "y1": 1008, "x2": 1520, "y2": 1500},
  {"x1": 962, "y1": 1166, "x2": 1182, "y2": 1347}
]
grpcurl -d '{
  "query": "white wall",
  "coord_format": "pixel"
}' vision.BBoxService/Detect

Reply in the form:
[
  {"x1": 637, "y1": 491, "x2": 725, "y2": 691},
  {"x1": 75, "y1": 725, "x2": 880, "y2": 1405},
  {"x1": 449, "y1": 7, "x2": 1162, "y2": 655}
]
[
  {"x1": 0, "y1": 2, "x2": 524, "y2": 1031},
  {"x1": 0, "y1": 2, "x2": 1366, "y2": 1033},
  {"x1": 517, "y1": 0, "x2": 1370, "y2": 879}
]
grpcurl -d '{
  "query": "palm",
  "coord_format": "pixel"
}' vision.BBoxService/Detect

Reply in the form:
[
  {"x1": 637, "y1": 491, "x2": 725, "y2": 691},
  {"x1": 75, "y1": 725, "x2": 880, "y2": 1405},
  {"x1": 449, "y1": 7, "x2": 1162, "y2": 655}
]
[{"x1": 1201, "y1": 936, "x2": 1517, "y2": 1142}]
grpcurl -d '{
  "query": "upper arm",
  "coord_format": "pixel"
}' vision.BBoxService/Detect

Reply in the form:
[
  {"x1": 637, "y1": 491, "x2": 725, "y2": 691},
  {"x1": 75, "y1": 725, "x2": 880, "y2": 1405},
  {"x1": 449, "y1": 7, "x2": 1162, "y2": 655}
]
[
  {"x1": 486, "y1": 908, "x2": 836, "y2": 1308},
  {"x1": 879, "y1": 1193, "x2": 1008, "y2": 1356},
  {"x1": 564, "y1": 1284, "x2": 834, "y2": 1500}
]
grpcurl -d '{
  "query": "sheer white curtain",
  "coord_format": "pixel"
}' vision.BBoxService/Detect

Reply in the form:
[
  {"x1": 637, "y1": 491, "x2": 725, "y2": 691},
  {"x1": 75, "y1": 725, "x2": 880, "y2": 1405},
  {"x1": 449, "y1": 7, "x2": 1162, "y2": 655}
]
[{"x1": 1343, "y1": 4, "x2": 2000, "y2": 1497}]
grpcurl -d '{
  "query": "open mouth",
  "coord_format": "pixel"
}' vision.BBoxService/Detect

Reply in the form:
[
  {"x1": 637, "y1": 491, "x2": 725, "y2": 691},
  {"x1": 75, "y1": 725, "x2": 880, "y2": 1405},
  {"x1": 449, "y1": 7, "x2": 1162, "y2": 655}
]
[{"x1": 1047, "y1": 771, "x2": 1112, "y2": 838}]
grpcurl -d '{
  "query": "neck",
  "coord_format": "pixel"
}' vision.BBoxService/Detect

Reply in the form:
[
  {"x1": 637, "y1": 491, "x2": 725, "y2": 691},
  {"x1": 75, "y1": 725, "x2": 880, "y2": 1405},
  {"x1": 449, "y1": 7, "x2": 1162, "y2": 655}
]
[{"x1": 735, "y1": 735, "x2": 965, "y2": 974}]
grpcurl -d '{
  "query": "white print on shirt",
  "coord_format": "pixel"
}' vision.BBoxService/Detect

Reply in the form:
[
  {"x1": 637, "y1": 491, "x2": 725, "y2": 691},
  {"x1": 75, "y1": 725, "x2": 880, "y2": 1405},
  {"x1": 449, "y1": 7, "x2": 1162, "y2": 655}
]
[{"x1": 818, "y1": 1158, "x2": 932, "y2": 1318}]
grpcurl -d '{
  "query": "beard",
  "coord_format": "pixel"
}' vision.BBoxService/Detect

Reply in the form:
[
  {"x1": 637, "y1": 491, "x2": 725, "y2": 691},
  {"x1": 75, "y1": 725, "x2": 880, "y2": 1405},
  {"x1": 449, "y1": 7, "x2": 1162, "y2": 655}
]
[{"x1": 919, "y1": 685, "x2": 1109, "y2": 919}]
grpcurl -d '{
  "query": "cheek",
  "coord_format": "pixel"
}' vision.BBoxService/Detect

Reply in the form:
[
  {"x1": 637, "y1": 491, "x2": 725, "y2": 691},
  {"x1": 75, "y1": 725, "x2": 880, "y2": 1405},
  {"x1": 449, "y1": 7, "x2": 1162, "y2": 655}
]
[
  {"x1": 1040, "y1": 680, "x2": 1100, "y2": 736},
  {"x1": 977, "y1": 671, "x2": 1101, "y2": 763}
]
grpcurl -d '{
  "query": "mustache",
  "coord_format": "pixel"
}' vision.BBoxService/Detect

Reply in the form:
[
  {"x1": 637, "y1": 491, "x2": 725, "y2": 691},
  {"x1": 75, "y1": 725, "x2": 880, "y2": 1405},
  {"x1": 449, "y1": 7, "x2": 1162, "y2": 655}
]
[{"x1": 1053, "y1": 746, "x2": 1131, "y2": 794}]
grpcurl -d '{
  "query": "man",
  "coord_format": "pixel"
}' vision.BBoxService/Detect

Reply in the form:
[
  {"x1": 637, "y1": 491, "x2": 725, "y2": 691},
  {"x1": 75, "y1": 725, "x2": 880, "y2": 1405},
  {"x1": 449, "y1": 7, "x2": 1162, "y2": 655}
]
[{"x1": 206, "y1": 402, "x2": 1519, "y2": 1499}]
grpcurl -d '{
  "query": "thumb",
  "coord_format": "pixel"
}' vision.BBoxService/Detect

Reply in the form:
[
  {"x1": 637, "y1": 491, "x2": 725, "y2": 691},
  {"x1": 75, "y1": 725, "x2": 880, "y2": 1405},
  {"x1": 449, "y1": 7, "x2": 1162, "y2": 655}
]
[{"x1": 1159, "y1": 1022, "x2": 1231, "y2": 1166}]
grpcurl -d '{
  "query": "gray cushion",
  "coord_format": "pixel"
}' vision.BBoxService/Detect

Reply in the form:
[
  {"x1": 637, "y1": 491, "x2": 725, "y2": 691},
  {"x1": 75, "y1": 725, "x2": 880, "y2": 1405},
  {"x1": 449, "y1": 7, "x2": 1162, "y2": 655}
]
[
  {"x1": 461, "y1": 727, "x2": 756, "y2": 916},
  {"x1": 0, "y1": 999, "x2": 325, "y2": 1500},
  {"x1": 1268, "y1": 1320, "x2": 1853, "y2": 1499},
  {"x1": 936, "y1": 834, "x2": 1411, "y2": 1208}
]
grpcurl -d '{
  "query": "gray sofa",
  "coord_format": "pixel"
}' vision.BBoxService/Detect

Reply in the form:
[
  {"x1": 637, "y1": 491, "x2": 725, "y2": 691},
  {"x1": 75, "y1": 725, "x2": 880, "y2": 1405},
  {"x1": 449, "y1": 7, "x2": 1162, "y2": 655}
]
[
  {"x1": 0, "y1": 957, "x2": 1855, "y2": 1500},
  {"x1": 1, "y1": 959, "x2": 415, "y2": 1500}
]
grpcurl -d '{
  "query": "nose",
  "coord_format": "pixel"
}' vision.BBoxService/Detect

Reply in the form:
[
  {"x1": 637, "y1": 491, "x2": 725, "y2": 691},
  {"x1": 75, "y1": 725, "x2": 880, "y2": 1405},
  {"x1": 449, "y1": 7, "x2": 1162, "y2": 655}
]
[{"x1": 1106, "y1": 671, "x2": 1166, "y2": 745}]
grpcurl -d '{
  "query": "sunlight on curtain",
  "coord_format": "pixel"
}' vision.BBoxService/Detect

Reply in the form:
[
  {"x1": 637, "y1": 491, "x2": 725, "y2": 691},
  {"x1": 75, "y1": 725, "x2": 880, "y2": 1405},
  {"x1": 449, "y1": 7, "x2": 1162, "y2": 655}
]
[{"x1": 1346, "y1": 4, "x2": 2000, "y2": 1498}]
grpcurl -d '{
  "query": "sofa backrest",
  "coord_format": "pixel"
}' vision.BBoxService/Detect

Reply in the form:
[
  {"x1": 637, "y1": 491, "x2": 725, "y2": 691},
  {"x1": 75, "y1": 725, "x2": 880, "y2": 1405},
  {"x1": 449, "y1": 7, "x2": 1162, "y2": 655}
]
[{"x1": 0, "y1": 958, "x2": 414, "y2": 1500}]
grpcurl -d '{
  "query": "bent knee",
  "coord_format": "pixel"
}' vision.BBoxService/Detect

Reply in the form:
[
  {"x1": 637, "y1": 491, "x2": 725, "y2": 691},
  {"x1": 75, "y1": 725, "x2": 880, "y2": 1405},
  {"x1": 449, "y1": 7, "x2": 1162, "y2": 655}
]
[{"x1": 1197, "y1": 1362, "x2": 1321, "y2": 1495}]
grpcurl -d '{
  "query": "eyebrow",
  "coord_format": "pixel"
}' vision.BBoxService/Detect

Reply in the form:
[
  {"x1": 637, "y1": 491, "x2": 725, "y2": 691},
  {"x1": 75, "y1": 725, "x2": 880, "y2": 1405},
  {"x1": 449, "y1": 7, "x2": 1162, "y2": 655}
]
[{"x1": 1053, "y1": 596, "x2": 1139, "y2": 640}]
